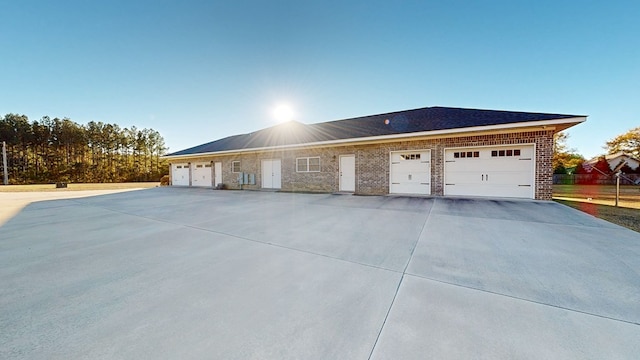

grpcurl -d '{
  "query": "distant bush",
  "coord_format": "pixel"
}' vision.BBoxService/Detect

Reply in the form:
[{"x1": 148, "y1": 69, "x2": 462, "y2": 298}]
[
  {"x1": 160, "y1": 175, "x2": 170, "y2": 186},
  {"x1": 554, "y1": 165, "x2": 567, "y2": 174}
]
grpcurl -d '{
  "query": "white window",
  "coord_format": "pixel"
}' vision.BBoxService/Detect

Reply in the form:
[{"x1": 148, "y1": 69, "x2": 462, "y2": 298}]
[
  {"x1": 296, "y1": 157, "x2": 320, "y2": 172},
  {"x1": 232, "y1": 161, "x2": 241, "y2": 173}
]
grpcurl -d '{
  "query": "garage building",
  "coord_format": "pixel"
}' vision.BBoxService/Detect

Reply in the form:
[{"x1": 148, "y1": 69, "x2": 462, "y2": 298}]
[{"x1": 163, "y1": 106, "x2": 585, "y2": 200}]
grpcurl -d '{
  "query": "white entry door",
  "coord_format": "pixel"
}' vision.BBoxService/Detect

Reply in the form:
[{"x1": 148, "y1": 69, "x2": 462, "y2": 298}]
[
  {"x1": 214, "y1": 162, "x2": 222, "y2": 187},
  {"x1": 171, "y1": 163, "x2": 190, "y2": 186},
  {"x1": 390, "y1": 150, "x2": 431, "y2": 195},
  {"x1": 191, "y1": 162, "x2": 212, "y2": 187},
  {"x1": 339, "y1": 155, "x2": 355, "y2": 192},
  {"x1": 262, "y1": 159, "x2": 282, "y2": 189},
  {"x1": 444, "y1": 145, "x2": 535, "y2": 198}
]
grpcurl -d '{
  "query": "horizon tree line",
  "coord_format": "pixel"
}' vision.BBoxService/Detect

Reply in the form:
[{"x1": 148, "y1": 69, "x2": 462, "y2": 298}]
[{"x1": 0, "y1": 113, "x2": 168, "y2": 184}]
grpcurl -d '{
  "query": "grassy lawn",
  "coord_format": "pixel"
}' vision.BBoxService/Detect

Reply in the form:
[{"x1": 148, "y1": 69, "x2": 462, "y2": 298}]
[
  {"x1": 554, "y1": 200, "x2": 640, "y2": 233},
  {"x1": 553, "y1": 185, "x2": 640, "y2": 233},
  {"x1": 0, "y1": 182, "x2": 159, "y2": 192}
]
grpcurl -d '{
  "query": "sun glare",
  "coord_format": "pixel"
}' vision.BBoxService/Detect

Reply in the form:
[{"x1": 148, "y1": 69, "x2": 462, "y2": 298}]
[{"x1": 273, "y1": 103, "x2": 295, "y2": 123}]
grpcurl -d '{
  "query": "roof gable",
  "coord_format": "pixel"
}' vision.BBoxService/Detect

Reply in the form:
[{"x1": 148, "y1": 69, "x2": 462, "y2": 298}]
[{"x1": 167, "y1": 106, "x2": 583, "y2": 157}]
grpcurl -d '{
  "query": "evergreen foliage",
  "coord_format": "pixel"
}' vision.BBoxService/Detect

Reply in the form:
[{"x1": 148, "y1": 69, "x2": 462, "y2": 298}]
[{"x1": 0, "y1": 114, "x2": 168, "y2": 184}]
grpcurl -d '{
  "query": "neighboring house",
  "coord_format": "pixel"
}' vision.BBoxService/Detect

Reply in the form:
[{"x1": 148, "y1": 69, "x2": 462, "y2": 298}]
[
  {"x1": 585, "y1": 152, "x2": 640, "y2": 172},
  {"x1": 163, "y1": 106, "x2": 585, "y2": 200}
]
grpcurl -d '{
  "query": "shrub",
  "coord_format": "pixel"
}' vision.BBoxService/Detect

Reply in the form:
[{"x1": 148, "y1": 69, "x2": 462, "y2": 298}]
[{"x1": 160, "y1": 175, "x2": 170, "y2": 186}]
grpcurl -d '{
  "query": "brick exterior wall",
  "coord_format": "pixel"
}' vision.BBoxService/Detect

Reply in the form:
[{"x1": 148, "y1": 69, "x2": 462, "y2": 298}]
[{"x1": 170, "y1": 130, "x2": 556, "y2": 200}]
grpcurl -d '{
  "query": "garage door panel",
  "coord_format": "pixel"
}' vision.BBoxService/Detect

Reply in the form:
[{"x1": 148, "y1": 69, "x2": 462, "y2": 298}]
[
  {"x1": 483, "y1": 184, "x2": 532, "y2": 198},
  {"x1": 391, "y1": 183, "x2": 430, "y2": 194},
  {"x1": 390, "y1": 151, "x2": 430, "y2": 195},
  {"x1": 488, "y1": 171, "x2": 532, "y2": 185},
  {"x1": 444, "y1": 146, "x2": 534, "y2": 199},
  {"x1": 191, "y1": 162, "x2": 212, "y2": 187},
  {"x1": 445, "y1": 160, "x2": 486, "y2": 172},
  {"x1": 390, "y1": 168, "x2": 429, "y2": 183},
  {"x1": 444, "y1": 170, "x2": 474, "y2": 185},
  {"x1": 483, "y1": 159, "x2": 531, "y2": 172},
  {"x1": 172, "y1": 164, "x2": 190, "y2": 186}
]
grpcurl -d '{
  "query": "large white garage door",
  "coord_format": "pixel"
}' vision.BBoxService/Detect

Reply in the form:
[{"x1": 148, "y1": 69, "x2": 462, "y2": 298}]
[
  {"x1": 172, "y1": 163, "x2": 190, "y2": 186},
  {"x1": 191, "y1": 162, "x2": 213, "y2": 187},
  {"x1": 390, "y1": 150, "x2": 431, "y2": 195},
  {"x1": 444, "y1": 145, "x2": 534, "y2": 198}
]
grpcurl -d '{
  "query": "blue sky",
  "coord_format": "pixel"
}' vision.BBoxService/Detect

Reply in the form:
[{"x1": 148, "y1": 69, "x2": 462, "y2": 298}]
[{"x1": 1, "y1": 1, "x2": 638, "y2": 159}]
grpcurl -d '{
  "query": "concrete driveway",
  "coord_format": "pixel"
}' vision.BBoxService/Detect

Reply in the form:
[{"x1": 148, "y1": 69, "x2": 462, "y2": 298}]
[{"x1": 1, "y1": 188, "x2": 638, "y2": 359}]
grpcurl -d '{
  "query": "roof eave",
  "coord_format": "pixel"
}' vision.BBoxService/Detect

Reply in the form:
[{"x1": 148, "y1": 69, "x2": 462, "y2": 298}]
[{"x1": 162, "y1": 116, "x2": 586, "y2": 160}]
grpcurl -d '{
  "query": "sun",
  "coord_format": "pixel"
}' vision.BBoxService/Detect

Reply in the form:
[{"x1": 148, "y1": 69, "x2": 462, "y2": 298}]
[{"x1": 272, "y1": 103, "x2": 295, "y2": 123}]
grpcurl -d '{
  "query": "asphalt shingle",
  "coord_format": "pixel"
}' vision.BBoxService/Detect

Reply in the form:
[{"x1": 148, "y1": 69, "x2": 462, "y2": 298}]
[{"x1": 167, "y1": 106, "x2": 580, "y2": 156}]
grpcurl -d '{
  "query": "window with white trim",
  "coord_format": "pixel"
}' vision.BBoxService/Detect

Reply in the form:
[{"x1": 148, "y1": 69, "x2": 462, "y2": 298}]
[
  {"x1": 296, "y1": 157, "x2": 320, "y2": 172},
  {"x1": 232, "y1": 161, "x2": 241, "y2": 173}
]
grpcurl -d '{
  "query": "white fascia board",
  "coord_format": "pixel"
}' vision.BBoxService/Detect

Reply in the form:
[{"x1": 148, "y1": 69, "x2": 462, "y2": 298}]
[{"x1": 163, "y1": 116, "x2": 586, "y2": 160}]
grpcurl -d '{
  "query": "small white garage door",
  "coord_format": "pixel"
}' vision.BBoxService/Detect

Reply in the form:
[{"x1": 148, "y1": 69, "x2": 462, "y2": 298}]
[
  {"x1": 191, "y1": 162, "x2": 213, "y2": 187},
  {"x1": 444, "y1": 145, "x2": 534, "y2": 198},
  {"x1": 262, "y1": 159, "x2": 282, "y2": 189},
  {"x1": 390, "y1": 150, "x2": 431, "y2": 195},
  {"x1": 172, "y1": 164, "x2": 190, "y2": 186}
]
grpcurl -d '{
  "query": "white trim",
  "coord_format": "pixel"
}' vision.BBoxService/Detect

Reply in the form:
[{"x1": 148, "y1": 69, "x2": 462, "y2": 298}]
[
  {"x1": 163, "y1": 117, "x2": 586, "y2": 160},
  {"x1": 296, "y1": 157, "x2": 321, "y2": 172},
  {"x1": 231, "y1": 160, "x2": 241, "y2": 173}
]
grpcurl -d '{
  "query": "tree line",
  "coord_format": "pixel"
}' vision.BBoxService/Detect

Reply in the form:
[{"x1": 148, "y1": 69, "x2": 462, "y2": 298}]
[{"x1": 1, "y1": 114, "x2": 169, "y2": 184}]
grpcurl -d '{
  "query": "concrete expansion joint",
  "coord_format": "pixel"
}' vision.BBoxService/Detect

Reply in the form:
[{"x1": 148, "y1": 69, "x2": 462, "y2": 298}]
[
  {"x1": 67, "y1": 198, "x2": 404, "y2": 275},
  {"x1": 407, "y1": 273, "x2": 640, "y2": 327},
  {"x1": 182, "y1": 223, "x2": 405, "y2": 274},
  {"x1": 368, "y1": 197, "x2": 435, "y2": 359}
]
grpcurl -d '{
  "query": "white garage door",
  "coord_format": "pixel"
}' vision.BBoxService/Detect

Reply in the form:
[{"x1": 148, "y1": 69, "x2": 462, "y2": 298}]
[
  {"x1": 390, "y1": 150, "x2": 431, "y2": 195},
  {"x1": 262, "y1": 159, "x2": 281, "y2": 189},
  {"x1": 172, "y1": 164, "x2": 190, "y2": 186},
  {"x1": 444, "y1": 145, "x2": 534, "y2": 198},
  {"x1": 191, "y1": 162, "x2": 213, "y2": 187}
]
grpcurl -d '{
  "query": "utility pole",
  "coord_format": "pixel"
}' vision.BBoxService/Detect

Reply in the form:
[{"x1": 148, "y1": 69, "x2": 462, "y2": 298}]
[{"x1": 2, "y1": 141, "x2": 7, "y2": 185}]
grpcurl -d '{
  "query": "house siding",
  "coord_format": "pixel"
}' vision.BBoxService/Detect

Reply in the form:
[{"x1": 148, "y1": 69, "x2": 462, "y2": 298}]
[{"x1": 169, "y1": 130, "x2": 555, "y2": 200}]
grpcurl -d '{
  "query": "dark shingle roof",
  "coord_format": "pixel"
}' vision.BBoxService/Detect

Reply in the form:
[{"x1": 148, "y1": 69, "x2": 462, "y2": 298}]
[{"x1": 167, "y1": 106, "x2": 581, "y2": 156}]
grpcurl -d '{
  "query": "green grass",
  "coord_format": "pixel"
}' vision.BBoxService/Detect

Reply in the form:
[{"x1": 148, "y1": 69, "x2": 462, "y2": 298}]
[
  {"x1": 0, "y1": 182, "x2": 159, "y2": 192},
  {"x1": 554, "y1": 199, "x2": 640, "y2": 233}
]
